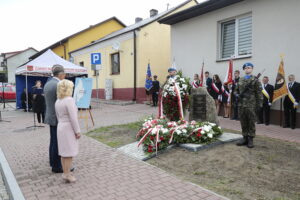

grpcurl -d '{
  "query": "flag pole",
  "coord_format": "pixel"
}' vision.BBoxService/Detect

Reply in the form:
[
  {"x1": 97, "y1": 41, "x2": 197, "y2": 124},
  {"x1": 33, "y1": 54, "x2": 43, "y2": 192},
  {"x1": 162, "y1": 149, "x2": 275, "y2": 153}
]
[{"x1": 280, "y1": 98, "x2": 283, "y2": 127}]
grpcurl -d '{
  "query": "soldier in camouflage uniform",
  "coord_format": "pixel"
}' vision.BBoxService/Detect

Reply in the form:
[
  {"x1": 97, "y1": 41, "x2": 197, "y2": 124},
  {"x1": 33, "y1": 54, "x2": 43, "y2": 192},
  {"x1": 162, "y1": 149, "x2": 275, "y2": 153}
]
[{"x1": 235, "y1": 63, "x2": 263, "y2": 148}]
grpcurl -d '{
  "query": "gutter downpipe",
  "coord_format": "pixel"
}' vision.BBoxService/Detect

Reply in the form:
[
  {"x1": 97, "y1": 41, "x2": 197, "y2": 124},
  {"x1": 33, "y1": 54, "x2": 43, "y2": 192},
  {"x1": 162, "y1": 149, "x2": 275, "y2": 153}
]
[
  {"x1": 133, "y1": 30, "x2": 137, "y2": 102},
  {"x1": 60, "y1": 41, "x2": 67, "y2": 59}
]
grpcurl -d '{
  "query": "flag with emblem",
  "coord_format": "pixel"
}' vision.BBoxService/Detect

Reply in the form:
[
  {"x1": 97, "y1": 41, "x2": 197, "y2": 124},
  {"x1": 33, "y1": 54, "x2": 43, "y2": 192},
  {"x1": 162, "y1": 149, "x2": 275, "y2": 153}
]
[{"x1": 272, "y1": 57, "x2": 288, "y2": 102}]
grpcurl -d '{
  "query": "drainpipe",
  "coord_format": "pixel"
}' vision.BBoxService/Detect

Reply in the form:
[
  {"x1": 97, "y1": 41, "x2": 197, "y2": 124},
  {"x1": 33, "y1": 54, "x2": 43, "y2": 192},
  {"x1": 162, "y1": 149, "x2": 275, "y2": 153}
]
[
  {"x1": 133, "y1": 30, "x2": 137, "y2": 102},
  {"x1": 60, "y1": 41, "x2": 67, "y2": 59}
]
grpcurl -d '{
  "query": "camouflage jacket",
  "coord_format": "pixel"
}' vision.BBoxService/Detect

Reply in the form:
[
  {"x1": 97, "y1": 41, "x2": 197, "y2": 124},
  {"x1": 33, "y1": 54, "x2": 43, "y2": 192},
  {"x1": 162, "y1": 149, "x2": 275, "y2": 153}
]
[{"x1": 234, "y1": 75, "x2": 263, "y2": 108}]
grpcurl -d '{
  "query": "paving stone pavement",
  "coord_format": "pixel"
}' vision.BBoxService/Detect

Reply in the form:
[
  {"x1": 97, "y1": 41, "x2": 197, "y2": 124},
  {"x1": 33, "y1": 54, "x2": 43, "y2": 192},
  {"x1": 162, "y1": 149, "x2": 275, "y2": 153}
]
[{"x1": 0, "y1": 104, "x2": 227, "y2": 200}]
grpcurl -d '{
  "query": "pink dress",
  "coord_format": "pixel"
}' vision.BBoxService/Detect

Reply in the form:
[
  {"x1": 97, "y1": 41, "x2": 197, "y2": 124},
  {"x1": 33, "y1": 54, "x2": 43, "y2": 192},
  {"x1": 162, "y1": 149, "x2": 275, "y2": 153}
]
[{"x1": 55, "y1": 97, "x2": 80, "y2": 157}]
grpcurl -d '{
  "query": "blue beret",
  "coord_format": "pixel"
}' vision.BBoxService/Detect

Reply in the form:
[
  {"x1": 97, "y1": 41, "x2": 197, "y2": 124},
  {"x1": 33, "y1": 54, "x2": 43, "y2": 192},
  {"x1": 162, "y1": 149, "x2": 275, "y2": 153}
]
[
  {"x1": 242, "y1": 62, "x2": 254, "y2": 70},
  {"x1": 168, "y1": 67, "x2": 177, "y2": 72}
]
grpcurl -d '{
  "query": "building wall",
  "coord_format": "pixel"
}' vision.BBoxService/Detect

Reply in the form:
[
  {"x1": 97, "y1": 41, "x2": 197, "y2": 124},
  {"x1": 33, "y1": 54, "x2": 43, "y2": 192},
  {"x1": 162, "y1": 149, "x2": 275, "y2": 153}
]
[
  {"x1": 6, "y1": 49, "x2": 38, "y2": 84},
  {"x1": 72, "y1": 32, "x2": 135, "y2": 100},
  {"x1": 52, "y1": 19, "x2": 125, "y2": 60},
  {"x1": 71, "y1": 1, "x2": 197, "y2": 102},
  {"x1": 171, "y1": 0, "x2": 300, "y2": 112}
]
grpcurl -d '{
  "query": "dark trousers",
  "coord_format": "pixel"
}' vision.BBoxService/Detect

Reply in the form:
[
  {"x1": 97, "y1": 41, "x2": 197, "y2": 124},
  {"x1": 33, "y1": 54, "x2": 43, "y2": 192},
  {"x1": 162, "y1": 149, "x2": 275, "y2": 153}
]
[
  {"x1": 36, "y1": 112, "x2": 45, "y2": 123},
  {"x1": 152, "y1": 92, "x2": 158, "y2": 106},
  {"x1": 259, "y1": 104, "x2": 271, "y2": 125},
  {"x1": 284, "y1": 103, "x2": 297, "y2": 128},
  {"x1": 49, "y1": 126, "x2": 62, "y2": 170},
  {"x1": 232, "y1": 101, "x2": 239, "y2": 120}
]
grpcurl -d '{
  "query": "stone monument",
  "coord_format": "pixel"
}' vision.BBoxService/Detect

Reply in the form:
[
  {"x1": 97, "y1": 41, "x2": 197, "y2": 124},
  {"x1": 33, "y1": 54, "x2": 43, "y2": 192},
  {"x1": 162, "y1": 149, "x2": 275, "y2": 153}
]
[{"x1": 189, "y1": 87, "x2": 219, "y2": 125}]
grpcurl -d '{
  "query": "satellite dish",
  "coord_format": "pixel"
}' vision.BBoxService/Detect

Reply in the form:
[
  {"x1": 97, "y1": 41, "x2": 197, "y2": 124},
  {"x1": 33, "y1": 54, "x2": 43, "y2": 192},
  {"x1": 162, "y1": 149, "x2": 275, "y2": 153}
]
[{"x1": 112, "y1": 41, "x2": 120, "y2": 51}]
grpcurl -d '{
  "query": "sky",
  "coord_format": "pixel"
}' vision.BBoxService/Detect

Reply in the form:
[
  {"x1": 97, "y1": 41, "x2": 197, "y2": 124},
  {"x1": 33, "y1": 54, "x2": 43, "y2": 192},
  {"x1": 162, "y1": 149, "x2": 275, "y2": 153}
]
[{"x1": 0, "y1": 0, "x2": 203, "y2": 53}]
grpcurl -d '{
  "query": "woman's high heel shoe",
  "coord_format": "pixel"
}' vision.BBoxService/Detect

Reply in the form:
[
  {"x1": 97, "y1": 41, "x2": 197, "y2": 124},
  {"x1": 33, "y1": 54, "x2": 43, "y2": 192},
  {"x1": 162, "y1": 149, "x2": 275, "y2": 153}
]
[{"x1": 65, "y1": 174, "x2": 76, "y2": 183}]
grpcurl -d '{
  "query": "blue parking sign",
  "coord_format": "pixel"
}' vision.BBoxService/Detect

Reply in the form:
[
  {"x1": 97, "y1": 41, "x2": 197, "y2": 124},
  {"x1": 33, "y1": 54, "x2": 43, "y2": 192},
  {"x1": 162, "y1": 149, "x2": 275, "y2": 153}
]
[{"x1": 91, "y1": 53, "x2": 101, "y2": 65}]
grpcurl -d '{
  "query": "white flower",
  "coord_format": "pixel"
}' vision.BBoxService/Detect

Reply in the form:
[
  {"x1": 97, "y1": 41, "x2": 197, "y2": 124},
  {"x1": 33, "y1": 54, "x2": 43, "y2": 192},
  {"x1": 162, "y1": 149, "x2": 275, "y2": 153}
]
[
  {"x1": 182, "y1": 129, "x2": 187, "y2": 134},
  {"x1": 208, "y1": 133, "x2": 213, "y2": 138},
  {"x1": 203, "y1": 125, "x2": 211, "y2": 132},
  {"x1": 163, "y1": 128, "x2": 169, "y2": 133},
  {"x1": 180, "y1": 78, "x2": 185, "y2": 82},
  {"x1": 176, "y1": 130, "x2": 182, "y2": 135},
  {"x1": 151, "y1": 128, "x2": 157, "y2": 135},
  {"x1": 218, "y1": 126, "x2": 221, "y2": 129},
  {"x1": 201, "y1": 130, "x2": 205, "y2": 134}
]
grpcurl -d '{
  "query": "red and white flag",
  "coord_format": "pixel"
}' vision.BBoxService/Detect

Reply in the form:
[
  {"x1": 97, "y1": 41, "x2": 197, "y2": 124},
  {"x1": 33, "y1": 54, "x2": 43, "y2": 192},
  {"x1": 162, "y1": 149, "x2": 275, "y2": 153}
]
[
  {"x1": 199, "y1": 61, "x2": 206, "y2": 87},
  {"x1": 224, "y1": 58, "x2": 233, "y2": 85}
]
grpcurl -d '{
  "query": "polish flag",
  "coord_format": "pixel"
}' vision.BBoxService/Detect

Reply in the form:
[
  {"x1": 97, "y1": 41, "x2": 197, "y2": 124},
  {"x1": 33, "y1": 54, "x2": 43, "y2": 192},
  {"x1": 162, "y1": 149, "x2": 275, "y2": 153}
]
[
  {"x1": 224, "y1": 58, "x2": 233, "y2": 85},
  {"x1": 199, "y1": 61, "x2": 205, "y2": 87}
]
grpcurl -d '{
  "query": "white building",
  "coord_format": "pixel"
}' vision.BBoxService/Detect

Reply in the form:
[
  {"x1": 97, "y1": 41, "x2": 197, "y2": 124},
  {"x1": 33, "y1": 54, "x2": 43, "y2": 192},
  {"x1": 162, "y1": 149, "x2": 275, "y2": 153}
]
[
  {"x1": 159, "y1": 0, "x2": 300, "y2": 127},
  {"x1": 2, "y1": 48, "x2": 38, "y2": 84}
]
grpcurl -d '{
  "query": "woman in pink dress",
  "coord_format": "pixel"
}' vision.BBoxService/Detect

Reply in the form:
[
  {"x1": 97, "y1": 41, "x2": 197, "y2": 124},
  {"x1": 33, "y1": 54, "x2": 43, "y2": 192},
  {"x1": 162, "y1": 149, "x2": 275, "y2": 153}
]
[{"x1": 55, "y1": 80, "x2": 81, "y2": 183}]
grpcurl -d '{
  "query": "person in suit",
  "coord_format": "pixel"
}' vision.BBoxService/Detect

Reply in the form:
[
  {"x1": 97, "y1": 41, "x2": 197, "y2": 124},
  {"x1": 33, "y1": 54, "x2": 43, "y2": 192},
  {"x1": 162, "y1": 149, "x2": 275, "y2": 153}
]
[
  {"x1": 44, "y1": 65, "x2": 66, "y2": 173},
  {"x1": 152, "y1": 75, "x2": 160, "y2": 107},
  {"x1": 55, "y1": 80, "x2": 81, "y2": 183},
  {"x1": 231, "y1": 70, "x2": 240, "y2": 120},
  {"x1": 258, "y1": 76, "x2": 274, "y2": 125},
  {"x1": 284, "y1": 74, "x2": 300, "y2": 129},
  {"x1": 205, "y1": 71, "x2": 213, "y2": 96}
]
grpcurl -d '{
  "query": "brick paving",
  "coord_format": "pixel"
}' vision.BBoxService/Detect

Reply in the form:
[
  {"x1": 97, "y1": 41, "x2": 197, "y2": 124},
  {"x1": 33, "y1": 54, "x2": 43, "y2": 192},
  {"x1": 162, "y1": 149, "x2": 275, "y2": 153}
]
[
  {"x1": 0, "y1": 104, "x2": 227, "y2": 200},
  {"x1": 219, "y1": 118, "x2": 300, "y2": 143}
]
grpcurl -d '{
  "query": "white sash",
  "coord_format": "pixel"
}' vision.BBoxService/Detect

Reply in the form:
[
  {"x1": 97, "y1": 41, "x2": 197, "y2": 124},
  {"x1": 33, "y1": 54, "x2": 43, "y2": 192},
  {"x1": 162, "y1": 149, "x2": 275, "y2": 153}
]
[{"x1": 261, "y1": 83, "x2": 270, "y2": 102}]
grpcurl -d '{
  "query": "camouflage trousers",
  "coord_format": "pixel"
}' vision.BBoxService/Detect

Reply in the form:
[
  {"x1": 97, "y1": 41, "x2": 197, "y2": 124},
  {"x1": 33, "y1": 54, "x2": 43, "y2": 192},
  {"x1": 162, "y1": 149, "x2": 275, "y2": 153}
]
[{"x1": 238, "y1": 107, "x2": 257, "y2": 137}]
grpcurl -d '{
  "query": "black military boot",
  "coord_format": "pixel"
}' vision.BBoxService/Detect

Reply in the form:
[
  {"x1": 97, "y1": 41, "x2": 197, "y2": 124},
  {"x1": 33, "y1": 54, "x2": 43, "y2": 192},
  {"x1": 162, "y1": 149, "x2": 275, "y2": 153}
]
[
  {"x1": 236, "y1": 136, "x2": 248, "y2": 146},
  {"x1": 247, "y1": 136, "x2": 254, "y2": 148}
]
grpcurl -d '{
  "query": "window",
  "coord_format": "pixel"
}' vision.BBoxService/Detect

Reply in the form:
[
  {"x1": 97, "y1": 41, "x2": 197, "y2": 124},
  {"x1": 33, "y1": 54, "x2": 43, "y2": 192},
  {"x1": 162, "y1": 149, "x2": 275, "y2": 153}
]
[
  {"x1": 220, "y1": 14, "x2": 252, "y2": 59},
  {"x1": 79, "y1": 61, "x2": 84, "y2": 67},
  {"x1": 111, "y1": 53, "x2": 120, "y2": 74}
]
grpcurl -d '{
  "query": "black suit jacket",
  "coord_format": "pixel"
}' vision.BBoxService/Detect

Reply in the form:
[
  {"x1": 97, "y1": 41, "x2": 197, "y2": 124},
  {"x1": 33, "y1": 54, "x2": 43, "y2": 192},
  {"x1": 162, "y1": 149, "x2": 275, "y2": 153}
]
[
  {"x1": 284, "y1": 81, "x2": 300, "y2": 105},
  {"x1": 206, "y1": 77, "x2": 212, "y2": 91},
  {"x1": 262, "y1": 84, "x2": 274, "y2": 104}
]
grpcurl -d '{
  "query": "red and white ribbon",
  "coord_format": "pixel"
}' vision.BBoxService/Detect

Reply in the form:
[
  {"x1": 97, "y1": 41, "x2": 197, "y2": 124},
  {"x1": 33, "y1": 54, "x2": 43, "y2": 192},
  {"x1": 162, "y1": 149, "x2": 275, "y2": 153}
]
[
  {"x1": 212, "y1": 82, "x2": 220, "y2": 94},
  {"x1": 158, "y1": 93, "x2": 164, "y2": 118},
  {"x1": 192, "y1": 80, "x2": 199, "y2": 88},
  {"x1": 137, "y1": 128, "x2": 153, "y2": 147},
  {"x1": 174, "y1": 82, "x2": 184, "y2": 120}
]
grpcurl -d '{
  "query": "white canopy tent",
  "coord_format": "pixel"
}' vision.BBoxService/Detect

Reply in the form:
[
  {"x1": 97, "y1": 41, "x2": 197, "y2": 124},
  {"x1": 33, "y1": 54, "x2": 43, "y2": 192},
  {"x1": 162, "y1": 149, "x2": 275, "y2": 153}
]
[
  {"x1": 15, "y1": 49, "x2": 88, "y2": 110},
  {"x1": 16, "y1": 49, "x2": 88, "y2": 76}
]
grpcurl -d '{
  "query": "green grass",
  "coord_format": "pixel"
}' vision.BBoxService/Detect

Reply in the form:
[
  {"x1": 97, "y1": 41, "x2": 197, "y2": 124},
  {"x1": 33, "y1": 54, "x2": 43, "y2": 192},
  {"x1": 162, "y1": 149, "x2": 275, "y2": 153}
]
[
  {"x1": 193, "y1": 171, "x2": 207, "y2": 176},
  {"x1": 85, "y1": 121, "x2": 143, "y2": 148},
  {"x1": 87, "y1": 121, "x2": 142, "y2": 135}
]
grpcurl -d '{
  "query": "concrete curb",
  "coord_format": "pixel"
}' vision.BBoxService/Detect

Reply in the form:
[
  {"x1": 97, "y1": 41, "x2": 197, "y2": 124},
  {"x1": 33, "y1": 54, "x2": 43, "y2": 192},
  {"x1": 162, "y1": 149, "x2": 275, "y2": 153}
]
[{"x1": 0, "y1": 148, "x2": 25, "y2": 200}]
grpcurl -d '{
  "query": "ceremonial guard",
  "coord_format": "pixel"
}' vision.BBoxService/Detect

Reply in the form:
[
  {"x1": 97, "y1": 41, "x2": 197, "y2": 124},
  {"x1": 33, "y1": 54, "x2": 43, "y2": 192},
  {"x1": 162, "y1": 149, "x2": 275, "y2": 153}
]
[
  {"x1": 258, "y1": 76, "x2": 274, "y2": 125},
  {"x1": 283, "y1": 74, "x2": 300, "y2": 129},
  {"x1": 235, "y1": 63, "x2": 263, "y2": 148},
  {"x1": 231, "y1": 70, "x2": 240, "y2": 120}
]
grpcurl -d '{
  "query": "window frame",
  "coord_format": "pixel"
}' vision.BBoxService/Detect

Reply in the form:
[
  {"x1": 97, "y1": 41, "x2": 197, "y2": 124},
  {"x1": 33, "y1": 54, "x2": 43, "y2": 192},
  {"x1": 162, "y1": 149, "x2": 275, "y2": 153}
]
[
  {"x1": 110, "y1": 52, "x2": 120, "y2": 75},
  {"x1": 218, "y1": 13, "x2": 252, "y2": 61}
]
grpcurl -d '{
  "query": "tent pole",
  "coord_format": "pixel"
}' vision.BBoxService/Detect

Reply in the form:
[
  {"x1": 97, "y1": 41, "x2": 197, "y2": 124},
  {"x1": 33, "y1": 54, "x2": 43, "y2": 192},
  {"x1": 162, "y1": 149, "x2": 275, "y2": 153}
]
[{"x1": 26, "y1": 70, "x2": 29, "y2": 112}]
